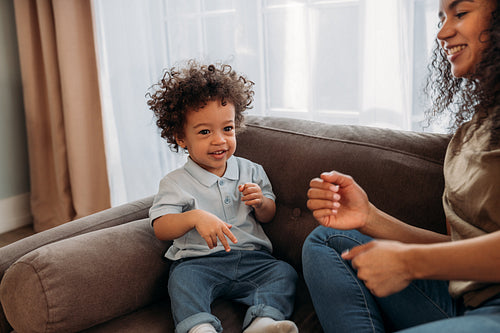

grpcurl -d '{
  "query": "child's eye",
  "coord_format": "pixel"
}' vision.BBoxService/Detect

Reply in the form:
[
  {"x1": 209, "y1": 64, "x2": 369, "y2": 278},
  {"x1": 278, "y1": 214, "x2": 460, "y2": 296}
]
[
  {"x1": 224, "y1": 126, "x2": 234, "y2": 132},
  {"x1": 456, "y1": 11, "x2": 468, "y2": 19},
  {"x1": 199, "y1": 129, "x2": 210, "y2": 135}
]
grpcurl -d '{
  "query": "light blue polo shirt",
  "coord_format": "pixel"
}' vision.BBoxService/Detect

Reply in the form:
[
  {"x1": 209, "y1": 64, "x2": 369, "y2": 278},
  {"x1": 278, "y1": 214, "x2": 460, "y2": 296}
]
[{"x1": 149, "y1": 155, "x2": 275, "y2": 260}]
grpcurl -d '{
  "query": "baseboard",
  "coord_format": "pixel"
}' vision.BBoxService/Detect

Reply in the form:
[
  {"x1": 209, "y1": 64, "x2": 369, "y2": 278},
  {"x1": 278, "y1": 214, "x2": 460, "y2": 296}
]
[{"x1": 0, "y1": 193, "x2": 32, "y2": 234}]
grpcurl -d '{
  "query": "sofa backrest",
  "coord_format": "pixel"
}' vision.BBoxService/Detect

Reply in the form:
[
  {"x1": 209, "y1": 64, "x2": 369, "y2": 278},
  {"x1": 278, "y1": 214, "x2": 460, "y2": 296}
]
[
  {"x1": 0, "y1": 116, "x2": 451, "y2": 333},
  {"x1": 235, "y1": 116, "x2": 451, "y2": 270}
]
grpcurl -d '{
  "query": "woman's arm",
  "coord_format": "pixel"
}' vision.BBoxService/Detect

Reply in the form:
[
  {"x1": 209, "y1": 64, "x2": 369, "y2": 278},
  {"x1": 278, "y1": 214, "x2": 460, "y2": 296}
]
[
  {"x1": 361, "y1": 203, "x2": 450, "y2": 244},
  {"x1": 342, "y1": 230, "x2": 500, "y2": 297},
  {"x1": 307, "y1": 171, "x2": 449, "y2": 244},
  {"x1": 407, "y1": 230, "x2": 500, "y2": 281}
]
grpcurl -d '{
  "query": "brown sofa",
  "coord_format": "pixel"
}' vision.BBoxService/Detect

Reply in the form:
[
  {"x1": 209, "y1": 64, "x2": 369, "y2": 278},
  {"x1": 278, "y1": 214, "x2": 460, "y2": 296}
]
[{"x1": 0, "y1": 116, "x2": 451, "y2": 332}]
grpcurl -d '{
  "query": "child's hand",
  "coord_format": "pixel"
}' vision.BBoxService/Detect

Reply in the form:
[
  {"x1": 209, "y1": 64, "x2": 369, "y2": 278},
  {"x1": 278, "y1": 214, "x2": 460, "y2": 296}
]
[
  {"x1": 195, "y1": 211, "x2": 238, "y2": 252},
  {"x1": 239, "y1": 183, "x2": 264, "y2": 209}
]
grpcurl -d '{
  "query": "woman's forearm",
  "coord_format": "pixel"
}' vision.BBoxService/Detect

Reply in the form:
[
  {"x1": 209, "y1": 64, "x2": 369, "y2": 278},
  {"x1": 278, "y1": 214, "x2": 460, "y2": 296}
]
[
  {"x1": 406, "y1": 230, "x2": 500, "y2": 282},
  {"x1": 360, "y1": 203, "x2": 450, "y2": 244}
]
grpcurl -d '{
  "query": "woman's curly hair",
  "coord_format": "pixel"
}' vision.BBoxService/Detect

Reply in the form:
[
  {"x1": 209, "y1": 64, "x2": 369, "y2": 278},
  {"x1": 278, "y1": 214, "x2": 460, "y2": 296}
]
[
  {"x1": 146, "y1": 60, "x2": 255, "y2": 151},
  {"x1": 425, "y1": 0, "x2": 500, "y2": 148}
]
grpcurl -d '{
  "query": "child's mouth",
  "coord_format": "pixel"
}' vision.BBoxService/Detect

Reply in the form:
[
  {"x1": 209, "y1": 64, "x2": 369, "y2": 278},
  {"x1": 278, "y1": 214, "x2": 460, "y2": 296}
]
[{"x1": 210, "y1": 150, "x2": 226, "y2": 157}]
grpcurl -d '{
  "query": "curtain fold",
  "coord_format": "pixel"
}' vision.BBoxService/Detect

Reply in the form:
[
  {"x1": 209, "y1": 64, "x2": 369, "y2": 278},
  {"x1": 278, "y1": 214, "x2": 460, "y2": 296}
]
[{"x1": 14, "y1": 0, "x2": 110, "y2": 232}]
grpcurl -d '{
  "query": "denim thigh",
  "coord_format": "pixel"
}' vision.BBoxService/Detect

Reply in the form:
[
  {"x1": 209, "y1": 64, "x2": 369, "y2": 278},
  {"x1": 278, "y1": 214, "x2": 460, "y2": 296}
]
[
  {"x1": 302, "y1": 226, "x2": 457, "y2": 333},
  {"x1": 397, "y1": 295, "x2": 500, "y2": 333}
]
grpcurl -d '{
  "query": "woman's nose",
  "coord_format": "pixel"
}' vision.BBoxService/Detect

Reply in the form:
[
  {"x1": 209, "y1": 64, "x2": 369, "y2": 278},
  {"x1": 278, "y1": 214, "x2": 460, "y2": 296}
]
[{"x1": 437, "y1": 18, "x2": 454, "y2": 42}]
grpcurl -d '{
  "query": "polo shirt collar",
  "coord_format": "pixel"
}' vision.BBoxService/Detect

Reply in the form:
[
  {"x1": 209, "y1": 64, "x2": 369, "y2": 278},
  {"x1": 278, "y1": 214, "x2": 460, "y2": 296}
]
[{"x1": 185, "y1": 156, "x2": 239, "y2": 187}]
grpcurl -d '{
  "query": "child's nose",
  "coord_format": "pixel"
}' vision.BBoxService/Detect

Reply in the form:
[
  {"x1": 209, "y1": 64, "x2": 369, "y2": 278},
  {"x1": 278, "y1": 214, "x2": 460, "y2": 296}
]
[{"x1": 212, "y1": 132, "x2": 226, "y2": 144}]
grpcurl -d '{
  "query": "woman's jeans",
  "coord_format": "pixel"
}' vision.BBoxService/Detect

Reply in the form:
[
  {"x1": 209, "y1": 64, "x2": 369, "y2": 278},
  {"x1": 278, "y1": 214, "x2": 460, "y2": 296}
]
[
  {"x1": 168, "y1": 249, "x2": 297, "y2": 333},
  {"x1": 302, "y1": 226, "x2": 500, "y2": 333}
]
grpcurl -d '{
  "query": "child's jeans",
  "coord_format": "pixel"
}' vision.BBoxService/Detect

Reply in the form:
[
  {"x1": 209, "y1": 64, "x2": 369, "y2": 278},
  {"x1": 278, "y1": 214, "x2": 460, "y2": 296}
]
[
  {"x1": 168, "y1": 249, "x2": 297, "y2": 333},
  {"x1": 302, "y1": 226, "x2": 500, "y2": 333}
]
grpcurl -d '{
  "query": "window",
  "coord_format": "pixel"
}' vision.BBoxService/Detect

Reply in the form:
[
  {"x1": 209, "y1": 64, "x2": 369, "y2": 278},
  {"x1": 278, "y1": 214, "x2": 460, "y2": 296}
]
[{"x1": 92, "y1": 0, "x2": 440, "y2": 205}]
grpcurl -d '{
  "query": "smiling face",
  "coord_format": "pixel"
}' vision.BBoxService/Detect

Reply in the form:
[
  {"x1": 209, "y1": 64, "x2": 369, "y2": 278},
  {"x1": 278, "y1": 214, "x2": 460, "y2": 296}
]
[
  {"x1": 176, "y1": 100, "x2": 237, "y2": 177},
  {"x1": 437, "y1": 0, "x2": 496, "y2": 78}
]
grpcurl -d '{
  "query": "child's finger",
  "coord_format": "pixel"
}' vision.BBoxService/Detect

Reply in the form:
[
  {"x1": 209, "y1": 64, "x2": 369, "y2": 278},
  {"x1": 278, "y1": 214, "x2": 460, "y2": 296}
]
[
  {"x1": 218, "y1": 232, "x2": 232, "y2": 252},
  {"x1": 203, "y1": 234, "x2": 216, "y2": 249},
  {"x1": 244, "y1": 198, "x2": 261, "y2": 207},
  {"x1": 223, "y1": 226, "x2": 238, "y2": 244}
]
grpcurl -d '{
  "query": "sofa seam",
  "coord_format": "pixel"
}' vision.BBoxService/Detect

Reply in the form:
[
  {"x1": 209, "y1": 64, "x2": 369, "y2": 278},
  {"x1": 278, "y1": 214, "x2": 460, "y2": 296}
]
[
  {"x1": 245, "y1": 123, "x2": 446, "y2": 166},
  {"x1": 30, "y1": 209, "x2": 150, "y2": 253},
  {"x1": 60, "y1": 206, "x2": 150, "y2": 239},
  {"x1": 8, "y1": 261, "x2": 51, "y2": 333}
]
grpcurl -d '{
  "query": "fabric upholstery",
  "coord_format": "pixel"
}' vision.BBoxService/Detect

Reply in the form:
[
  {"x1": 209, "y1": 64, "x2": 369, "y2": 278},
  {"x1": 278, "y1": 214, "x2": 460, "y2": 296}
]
[
  {"x1": 1, "y1": 220, "x2": 169, "y2": 332},
  {"x1": 0, "y1": 116, "x2": 450, "y2": 332}
]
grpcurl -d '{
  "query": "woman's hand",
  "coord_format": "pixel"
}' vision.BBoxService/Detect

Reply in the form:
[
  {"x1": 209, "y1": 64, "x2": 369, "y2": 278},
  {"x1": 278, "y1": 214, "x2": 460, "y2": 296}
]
[
  {"x1": 342, "y1": 240, "x2": 413, "y2": 297},
  {"x1": 307, "y1": 171, "x2": 371, "y2": 230}
]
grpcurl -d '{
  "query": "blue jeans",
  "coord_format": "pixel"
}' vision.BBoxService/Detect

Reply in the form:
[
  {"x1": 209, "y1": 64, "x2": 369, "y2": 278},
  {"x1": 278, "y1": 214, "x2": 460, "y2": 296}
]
[
  {"x1": 168, "y1": 249, "x2": 297, "y2": 333},
  {"x1": 302, "y1": 226, "x2": 500, "y2": 333}
]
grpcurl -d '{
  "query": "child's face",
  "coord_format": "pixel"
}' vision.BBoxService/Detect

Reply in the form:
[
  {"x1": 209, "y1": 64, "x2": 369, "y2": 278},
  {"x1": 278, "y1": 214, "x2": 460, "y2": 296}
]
[{"x1": 176, "y1": 100, "x2": 237, "y2": 177}]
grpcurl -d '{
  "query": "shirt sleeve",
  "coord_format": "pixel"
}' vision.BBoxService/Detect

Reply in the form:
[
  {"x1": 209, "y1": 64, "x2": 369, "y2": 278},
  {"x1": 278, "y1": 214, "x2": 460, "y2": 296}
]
[
  {"x1": 253, "y1": 163, "x2": 276, "y2": 201},
  {"x1": 149, "y1": 175, "x2": 194, "y2": 226}
]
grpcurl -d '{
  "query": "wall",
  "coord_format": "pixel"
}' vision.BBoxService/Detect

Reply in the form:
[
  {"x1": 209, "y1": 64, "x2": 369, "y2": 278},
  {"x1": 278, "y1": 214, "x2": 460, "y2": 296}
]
[{"x1": 0, "y1": 0, "x2": 32, "y2": 233}]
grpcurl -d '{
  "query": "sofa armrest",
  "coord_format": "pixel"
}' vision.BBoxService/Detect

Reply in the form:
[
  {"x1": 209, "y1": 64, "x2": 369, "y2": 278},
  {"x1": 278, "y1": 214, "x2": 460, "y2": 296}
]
[
  {"x1": 0, "y1": 195, "x2": 155, "y2": 332},
  {"x1": 0, "y1": 195, "x2": 154, "y2": 280},
  {"x1": 0, "y1": 218, "x2": 171, "y2": 333}
]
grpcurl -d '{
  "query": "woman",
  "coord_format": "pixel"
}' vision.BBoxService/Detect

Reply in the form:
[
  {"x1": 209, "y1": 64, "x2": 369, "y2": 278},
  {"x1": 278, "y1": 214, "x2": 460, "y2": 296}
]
[{"x1": 302, "y1": 0, "x2": 500, "y2": 332}]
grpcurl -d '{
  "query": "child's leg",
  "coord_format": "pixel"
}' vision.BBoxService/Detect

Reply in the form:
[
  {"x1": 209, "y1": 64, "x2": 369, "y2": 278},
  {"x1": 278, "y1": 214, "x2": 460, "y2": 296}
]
[
  {"x1": 168, "y1": 258, "x2": 228, "y2": 333},
  {"x1": 228, "y1": 250, "x2": 298, "y2": 330},
  {"x1": 188, "y1": 323, "x2": 217, "y2": 333},
  {"x1": 243, "y1": 317, "x2": 298, "y2": 333}
]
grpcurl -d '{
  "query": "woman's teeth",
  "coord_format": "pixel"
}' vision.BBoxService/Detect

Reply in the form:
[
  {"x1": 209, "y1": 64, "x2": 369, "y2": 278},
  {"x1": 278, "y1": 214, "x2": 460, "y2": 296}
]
[{"x1": 448, "y1": 45, "x2": 466, "y2": 55}]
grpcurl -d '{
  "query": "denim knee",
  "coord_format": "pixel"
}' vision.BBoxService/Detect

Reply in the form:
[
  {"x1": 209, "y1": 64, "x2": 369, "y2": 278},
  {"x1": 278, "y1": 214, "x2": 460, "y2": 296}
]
[{"x1": 303, "y1": 226, "x2": 372, "y2": 260}]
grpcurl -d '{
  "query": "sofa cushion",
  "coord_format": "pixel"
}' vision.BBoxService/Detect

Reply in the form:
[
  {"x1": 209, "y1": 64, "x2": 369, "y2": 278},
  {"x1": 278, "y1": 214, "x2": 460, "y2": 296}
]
[
  {"x1": 236, "y1": 116, "x2": 451, "y2": 271},
  {"x1": 238, "y1": 116, "x2": 450, "y2": 232},
  {"x1": 0, "y1": 219, "x2": 170, "y2": 333}
]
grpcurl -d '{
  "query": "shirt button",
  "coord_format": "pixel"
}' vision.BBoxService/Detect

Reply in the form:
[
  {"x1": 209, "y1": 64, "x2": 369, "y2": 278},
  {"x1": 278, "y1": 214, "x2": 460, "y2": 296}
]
[
  {"x1": 219, "y1": 180, "x2": 224, "y2": 186},
  {"x1": 224, "y1": 197, "x2": 231, "y2": 204}
]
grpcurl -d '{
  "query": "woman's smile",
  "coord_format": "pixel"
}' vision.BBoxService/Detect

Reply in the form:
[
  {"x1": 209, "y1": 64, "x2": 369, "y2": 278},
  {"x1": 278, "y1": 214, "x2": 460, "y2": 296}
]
[{"x1": 438, "y1": 0, "x2": 495, "y2": 77}]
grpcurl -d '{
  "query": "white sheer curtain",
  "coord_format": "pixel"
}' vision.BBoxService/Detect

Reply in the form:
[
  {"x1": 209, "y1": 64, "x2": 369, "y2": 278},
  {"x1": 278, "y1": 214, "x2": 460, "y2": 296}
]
[{"x1": 92, "y1": 0, "x2": 440, "y2": 206}]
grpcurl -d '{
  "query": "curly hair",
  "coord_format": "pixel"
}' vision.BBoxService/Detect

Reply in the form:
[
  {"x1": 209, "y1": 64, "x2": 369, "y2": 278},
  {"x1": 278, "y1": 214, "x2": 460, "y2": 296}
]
[
  {"x1": 425, "y1": 0, "x2": 500, "y2": 148},
  {"x1": 146, "y1": 60, "x2": 255, "y2": 151}
]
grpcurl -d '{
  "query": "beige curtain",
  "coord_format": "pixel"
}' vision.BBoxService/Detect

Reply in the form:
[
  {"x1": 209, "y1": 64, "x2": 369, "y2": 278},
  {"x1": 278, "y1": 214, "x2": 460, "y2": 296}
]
[{"x1": 14, "y1": 0, "x2": 110, "y2": 232}]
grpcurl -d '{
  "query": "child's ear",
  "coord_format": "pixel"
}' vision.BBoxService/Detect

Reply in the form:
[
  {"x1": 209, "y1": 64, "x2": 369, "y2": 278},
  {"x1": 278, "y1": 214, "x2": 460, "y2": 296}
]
[{"x1": 175, "y1": 136, "x2": 186, "y2": 149}]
